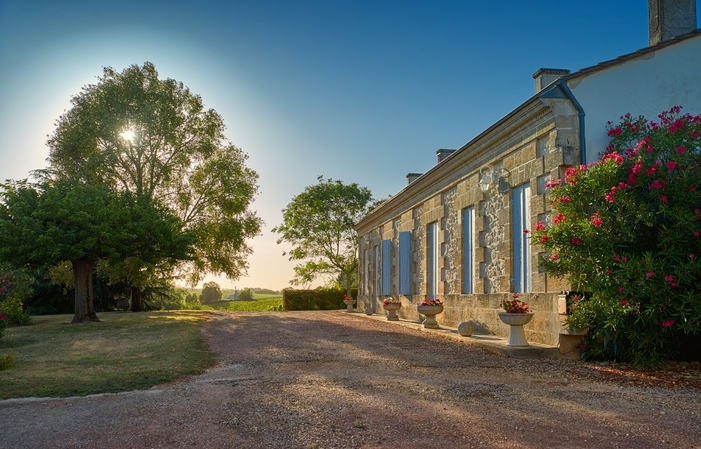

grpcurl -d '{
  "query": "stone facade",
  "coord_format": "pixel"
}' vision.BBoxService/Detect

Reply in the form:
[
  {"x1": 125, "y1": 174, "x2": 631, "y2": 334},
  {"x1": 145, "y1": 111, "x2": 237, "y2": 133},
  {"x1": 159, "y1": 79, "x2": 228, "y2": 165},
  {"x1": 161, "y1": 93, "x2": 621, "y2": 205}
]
[{"x1": 356, "y1": 97, "x2": 576, "y2": 346}]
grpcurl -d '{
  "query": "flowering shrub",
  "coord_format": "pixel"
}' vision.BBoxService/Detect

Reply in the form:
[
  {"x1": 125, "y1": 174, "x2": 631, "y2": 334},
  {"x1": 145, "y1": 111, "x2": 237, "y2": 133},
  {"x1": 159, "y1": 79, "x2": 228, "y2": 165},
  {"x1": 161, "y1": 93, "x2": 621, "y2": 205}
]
[
  {"x1": 501, "y1": 293, "x2": 531, "y2": 313},
  {"x1": 382, "y1": 297, "x2": 401, "y2": 306},
  {"x1": 343, "y1": 295, "x2": 354, "y2": 302},
  {"x1": 532, "y1": 106, "x2": 701, "y2": 366},
  {"x1": 418, "y1": 298, "x2": 443, "y2": 306}
]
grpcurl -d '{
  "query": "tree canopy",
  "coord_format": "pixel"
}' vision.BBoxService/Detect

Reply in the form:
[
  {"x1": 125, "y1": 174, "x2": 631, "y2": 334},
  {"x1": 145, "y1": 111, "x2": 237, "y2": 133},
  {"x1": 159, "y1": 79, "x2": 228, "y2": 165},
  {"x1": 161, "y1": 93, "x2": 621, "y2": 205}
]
[
  {"x1": 273, "y1": 176, "x2": 375, "y2": 294},
  {"x1": 0, "y1": 180, "x2": 192, "y2": 322},
  {"x1": 44, "y1": 62, "x2": 262, "y2": 286}
]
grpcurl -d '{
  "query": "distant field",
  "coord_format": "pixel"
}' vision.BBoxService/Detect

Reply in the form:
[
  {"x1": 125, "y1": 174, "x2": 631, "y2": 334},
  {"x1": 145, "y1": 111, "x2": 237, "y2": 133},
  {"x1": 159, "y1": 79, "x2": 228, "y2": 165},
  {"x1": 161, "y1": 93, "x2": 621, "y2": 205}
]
[{"x1": 208, "y1": 294, "x2": 283, "y2": 312}]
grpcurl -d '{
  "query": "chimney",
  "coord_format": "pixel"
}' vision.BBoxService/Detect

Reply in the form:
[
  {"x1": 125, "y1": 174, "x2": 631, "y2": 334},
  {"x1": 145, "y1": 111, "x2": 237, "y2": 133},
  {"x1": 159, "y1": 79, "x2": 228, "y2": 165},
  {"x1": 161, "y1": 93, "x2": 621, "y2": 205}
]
[
  {"x1": 532, "y1": 68, "x2": 570, "y2": 93},
  {"x1": 406, "y1": 173, "x2": 423, "y2": 185},
  {"x1": 436, "y1": 149, "x2": 456, "y2": 163},
  {"x1": 649, "y1": 0, "x2": 697, "y2": 46}
]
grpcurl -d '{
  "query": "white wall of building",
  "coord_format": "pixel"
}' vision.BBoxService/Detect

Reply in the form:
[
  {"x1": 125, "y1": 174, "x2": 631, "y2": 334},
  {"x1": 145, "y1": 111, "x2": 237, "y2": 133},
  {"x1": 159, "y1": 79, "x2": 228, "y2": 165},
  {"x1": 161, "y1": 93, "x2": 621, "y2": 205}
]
[{"x1": 567, "y1": 35, "x2": 701, "y2": 163}]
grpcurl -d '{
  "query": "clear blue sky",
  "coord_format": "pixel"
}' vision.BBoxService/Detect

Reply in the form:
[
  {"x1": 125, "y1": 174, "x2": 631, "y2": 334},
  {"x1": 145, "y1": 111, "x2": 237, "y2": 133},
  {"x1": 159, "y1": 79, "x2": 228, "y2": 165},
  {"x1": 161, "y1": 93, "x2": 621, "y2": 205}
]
[{"x1": 1, "y1": 1, "x2": 698, "y2": 291}]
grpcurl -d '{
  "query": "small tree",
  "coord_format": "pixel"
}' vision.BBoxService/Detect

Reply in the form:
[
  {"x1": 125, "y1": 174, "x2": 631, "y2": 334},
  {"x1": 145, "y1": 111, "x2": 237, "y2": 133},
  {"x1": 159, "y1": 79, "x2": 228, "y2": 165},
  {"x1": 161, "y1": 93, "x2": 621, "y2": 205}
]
[
  {"x1": 532, "y1": 106, "x2": 701, "y2": 365},
  {"x1": 200, "y1": 281, "x2": 222, "y2": 303},
  {"x1": 238, "y1": 288, "x2": 254, "y2": 301},
  {"x1": 273, "y1": 176, "x2": 375, "y2": 296}
]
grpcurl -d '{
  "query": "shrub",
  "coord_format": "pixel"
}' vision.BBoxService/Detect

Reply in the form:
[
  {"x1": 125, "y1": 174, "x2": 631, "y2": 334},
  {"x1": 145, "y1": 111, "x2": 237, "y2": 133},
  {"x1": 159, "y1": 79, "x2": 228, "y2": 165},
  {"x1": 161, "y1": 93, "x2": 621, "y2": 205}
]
[
  {"x1": 0, "y1": 350, "x2": 13, "y2": 371},
  {"x1": 0, "y1": 313, "x2": 8, "y2": 339},
  {"x1": 238, "y1": 288, "x2": 254, "y2": 301},
  {"x1": 532, "y1": 106, "x2": 701, "y2": 366},
  {"x1": 0, "y1": 296, "x2": 31, "y2": 326},
  {"x1": 282, "y1": 288, "x2": 357, "y2": 311}
]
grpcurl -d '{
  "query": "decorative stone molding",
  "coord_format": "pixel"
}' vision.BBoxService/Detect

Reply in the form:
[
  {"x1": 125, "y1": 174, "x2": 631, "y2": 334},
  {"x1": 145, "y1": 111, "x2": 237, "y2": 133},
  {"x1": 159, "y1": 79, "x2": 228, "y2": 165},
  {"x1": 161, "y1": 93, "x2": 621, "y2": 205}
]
[
  {"x1": 481, "y1": 177, "x2": 507, "y2": 293},
  {"x1": 442, "y1": 187, "x2": 459, "y2": 294}
]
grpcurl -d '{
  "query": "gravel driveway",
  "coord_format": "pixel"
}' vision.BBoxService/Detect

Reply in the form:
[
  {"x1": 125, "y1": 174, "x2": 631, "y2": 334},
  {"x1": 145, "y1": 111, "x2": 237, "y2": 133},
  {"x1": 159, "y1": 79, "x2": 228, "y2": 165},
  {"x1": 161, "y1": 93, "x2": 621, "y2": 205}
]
[{"x1": 1, "y1": 310, "x2": 700, "y2": 449}]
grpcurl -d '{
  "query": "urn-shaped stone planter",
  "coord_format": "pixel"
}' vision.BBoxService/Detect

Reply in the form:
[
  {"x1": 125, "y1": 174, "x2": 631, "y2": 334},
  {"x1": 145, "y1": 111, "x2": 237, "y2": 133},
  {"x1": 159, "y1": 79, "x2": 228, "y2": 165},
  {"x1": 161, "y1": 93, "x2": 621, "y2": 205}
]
[
  {"x1": 343, "y1": 299, "x2": 356, "y2": 313},
  {"x1": 417, "y1": 305, "x2": 444, "y2": 329},
  {"x1": 383, "y1": 303, "x2": 401, "y2": 321},
  {"x1": 498, "y1": 312, "x2": 534, "y2": 346}
]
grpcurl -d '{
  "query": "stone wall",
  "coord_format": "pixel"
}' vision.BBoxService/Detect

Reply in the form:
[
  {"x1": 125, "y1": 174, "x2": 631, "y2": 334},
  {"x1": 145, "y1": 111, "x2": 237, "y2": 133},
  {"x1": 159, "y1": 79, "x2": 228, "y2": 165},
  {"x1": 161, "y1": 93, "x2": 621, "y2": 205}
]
[{"x1": 357, "y1": 97, "x2": 579, "y2": 346}]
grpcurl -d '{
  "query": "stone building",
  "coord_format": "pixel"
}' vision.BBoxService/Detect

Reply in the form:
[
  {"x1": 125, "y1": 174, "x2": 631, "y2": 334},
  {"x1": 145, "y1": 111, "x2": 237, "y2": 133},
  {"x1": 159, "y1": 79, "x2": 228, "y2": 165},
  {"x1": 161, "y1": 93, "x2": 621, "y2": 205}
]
[{"x1": 354, "y1": 0, "x2": 701, "y2": 348}]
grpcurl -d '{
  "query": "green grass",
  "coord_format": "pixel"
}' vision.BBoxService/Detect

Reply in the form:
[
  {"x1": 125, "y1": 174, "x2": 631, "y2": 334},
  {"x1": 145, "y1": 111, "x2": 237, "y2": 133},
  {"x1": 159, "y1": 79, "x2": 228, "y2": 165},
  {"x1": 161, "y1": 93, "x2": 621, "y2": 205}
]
[
  {"x1": 0, "y1": 310, "x2": 215, "y2": 399},
  {"x1": 208, "y1": 295, "x2": 283, "y2": 312}
]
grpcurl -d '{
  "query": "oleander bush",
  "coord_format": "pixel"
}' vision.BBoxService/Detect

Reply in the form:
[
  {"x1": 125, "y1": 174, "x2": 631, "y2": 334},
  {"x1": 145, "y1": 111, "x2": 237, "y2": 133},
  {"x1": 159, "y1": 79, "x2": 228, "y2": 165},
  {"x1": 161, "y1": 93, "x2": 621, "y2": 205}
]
[{"x1": 532, "y1": 106, "x2": 701, "y2": 366}]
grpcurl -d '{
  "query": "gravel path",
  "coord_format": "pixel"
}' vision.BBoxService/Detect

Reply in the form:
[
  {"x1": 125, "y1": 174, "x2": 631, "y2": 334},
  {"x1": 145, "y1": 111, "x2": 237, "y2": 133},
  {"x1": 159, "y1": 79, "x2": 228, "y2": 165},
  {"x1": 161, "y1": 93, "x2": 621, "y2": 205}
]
[{"x1": 1, "y1": 310, "x2": 700, "y2": 448}]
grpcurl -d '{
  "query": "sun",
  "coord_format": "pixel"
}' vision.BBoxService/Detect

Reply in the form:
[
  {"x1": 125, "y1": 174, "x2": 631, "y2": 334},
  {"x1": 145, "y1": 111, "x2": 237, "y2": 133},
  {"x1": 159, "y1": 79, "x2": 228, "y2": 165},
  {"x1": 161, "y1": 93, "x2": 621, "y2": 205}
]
[{"x1": 120, "y1": 129, "x2": 135, "y2": 142}]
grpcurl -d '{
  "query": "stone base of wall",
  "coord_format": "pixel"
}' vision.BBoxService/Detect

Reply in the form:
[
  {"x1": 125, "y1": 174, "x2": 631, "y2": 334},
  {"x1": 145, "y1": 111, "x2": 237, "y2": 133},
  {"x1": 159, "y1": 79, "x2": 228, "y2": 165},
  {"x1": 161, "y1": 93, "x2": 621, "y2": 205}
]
[{"x1": 358, "y1": 293, "x2": 562, "y2": 346}]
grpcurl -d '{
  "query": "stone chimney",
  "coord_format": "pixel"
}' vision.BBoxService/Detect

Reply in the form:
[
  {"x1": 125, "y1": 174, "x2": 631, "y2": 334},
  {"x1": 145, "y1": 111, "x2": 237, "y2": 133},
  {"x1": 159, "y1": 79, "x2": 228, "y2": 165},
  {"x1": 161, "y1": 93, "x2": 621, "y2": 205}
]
[
  {"x1": 649, "y1": 0, "x2": 697, "y2": 46},
  {"x1": 436, "y1": 149, "x2": 456, "y2": 163},
  {"x1": 532, "y1": 68, "x2": 571, "y2": 93},
  {"x1": 406, "y1": 173, "x2": 423, "y2": 185}
]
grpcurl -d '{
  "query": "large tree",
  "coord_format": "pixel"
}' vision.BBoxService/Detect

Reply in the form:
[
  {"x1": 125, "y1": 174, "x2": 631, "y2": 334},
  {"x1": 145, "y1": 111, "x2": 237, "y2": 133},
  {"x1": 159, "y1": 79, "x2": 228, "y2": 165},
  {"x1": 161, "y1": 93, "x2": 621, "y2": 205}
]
[
  {"x1": 273, "y1": 176, "x2": 374, "y2": 295},
  {"x1": 0, "y1": 180, "x2": 192, "y2": 323},
  {"x1": 44, "y1": 62, "x2": 262, "y2": 287}
]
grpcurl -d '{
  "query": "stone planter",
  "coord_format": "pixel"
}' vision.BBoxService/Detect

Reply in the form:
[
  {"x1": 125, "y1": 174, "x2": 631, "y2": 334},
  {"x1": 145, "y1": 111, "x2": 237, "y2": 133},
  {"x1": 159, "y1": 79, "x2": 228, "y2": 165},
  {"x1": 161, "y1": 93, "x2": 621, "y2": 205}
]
[
  {"x1": 382, "y1": 303, "x2": 401, "y2": 321},
  {"x1": 343, "y1": 299, "x2": 356, "y2": 313},
  {"x1": 498, "y1": 312, "x2": 534, "y2": 346},
  {"x1": 417, "y1": 305, "x2": 444, "y2": 329}
]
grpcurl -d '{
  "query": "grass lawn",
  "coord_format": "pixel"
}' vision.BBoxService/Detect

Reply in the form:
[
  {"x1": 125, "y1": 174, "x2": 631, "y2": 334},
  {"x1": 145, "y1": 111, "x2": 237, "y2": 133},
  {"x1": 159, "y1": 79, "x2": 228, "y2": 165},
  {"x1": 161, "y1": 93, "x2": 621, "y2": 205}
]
[{"x1": 0, "y1": 310, "x2": 215, "y2": 399}]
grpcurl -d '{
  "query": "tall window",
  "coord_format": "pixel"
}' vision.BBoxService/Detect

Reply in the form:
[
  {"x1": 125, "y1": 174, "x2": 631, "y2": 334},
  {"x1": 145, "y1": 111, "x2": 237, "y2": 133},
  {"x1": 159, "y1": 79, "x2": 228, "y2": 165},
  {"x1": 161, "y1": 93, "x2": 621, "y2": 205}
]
[
  {"x1": 427, "y1": 222, "x2": 438, "y2": 299},
  {"x1": 513, "y1": 184, "x2": 531, "y2": 292},
  {"x1": 363, "y1": 248, "x2": 369, "y2": 295},
  {"x1": 381, "y1": 240, "x2": 392, "y2": 295},
  {"x1": 399, "y1": 232, "x2": 411, "y2": 295},
  {"x1": 462, "y1": 207, "x2": 475, "y2": 294},
  {"x1": 374, "y1": 245, "x2": 380, "y2": 296}
]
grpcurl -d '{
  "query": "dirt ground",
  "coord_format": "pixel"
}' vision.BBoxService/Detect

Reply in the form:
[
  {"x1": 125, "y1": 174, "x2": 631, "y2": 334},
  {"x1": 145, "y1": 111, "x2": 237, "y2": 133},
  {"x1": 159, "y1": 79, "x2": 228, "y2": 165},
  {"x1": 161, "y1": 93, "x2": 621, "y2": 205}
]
[{"x1": 1, "y1": 310, "x2": 700, "y2": 449}]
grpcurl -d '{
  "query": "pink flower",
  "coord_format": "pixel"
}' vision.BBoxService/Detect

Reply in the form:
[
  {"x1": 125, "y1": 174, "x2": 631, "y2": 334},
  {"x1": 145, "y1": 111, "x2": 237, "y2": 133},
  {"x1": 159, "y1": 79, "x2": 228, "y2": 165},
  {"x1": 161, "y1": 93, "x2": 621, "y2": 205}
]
[
  {"x1": 551, "y1": 253, "x2": 559, "y2": 262},
  {"x1": 632, "y1": 160, "x2": 643, "y2": 174},
  {"x1": 570, "y1": 238, "x2": 582, "y2": 245},
  {"x1": 667, "y1": 160, "x2": 677, "y2": 171},
  {"x1": 523, "y1": 229, "x2": 529, "y2": 235},
  {"x1": 541, "y1": 235, "x2": 549, "y2": 244},
  {"x1": 545, "y1": 179, "x2": 562, "y2": 188},
  {"x1": 660, "y1": 195, "x2": 668, "y2": 203},
  {"x1": 676, "y1": 145, "x2": 687, "y2": 155},
  {"x1": 646, "y1": 272, "x2": 655, "y2": 279},
  {"x1": 662, "y1": 320, "x2": 675, "y2": 328},
  {"x1": 665, "y1": 275, "x2": 677, "y2": 287},
  {"x1": 690, "y1": 253, "x2": 695, "y2": 259},
  {"x1": 620, "y1": 299, "x2": 628, "y2": 306},
  {"x1": 695, "y1": 231, "x2": 700, "y2": 237},
  {"x1": 590, "y1": 216, "x2": 603, "y2": 228},
  {"x1": 553, "y1": 213, "x2": 567, "y2": 225},
  {"x1": 607, "y1": 127, "x2": 622, "y2": 137},
  {"x1": 602, "y1": 151, "x2": 624, "y2": 165},
  {"x1": 535, "y1": 222, "x2": 546, "y2": 232},
  {"x1": 669, "y1": 119, "x2": 685, "y2": 134},
  {"x1": 559, "y1": 196, "x2": 571, "y2": 203},
  {"x1": 649, "y1": 180, "x2": 664, "y2": 190}
]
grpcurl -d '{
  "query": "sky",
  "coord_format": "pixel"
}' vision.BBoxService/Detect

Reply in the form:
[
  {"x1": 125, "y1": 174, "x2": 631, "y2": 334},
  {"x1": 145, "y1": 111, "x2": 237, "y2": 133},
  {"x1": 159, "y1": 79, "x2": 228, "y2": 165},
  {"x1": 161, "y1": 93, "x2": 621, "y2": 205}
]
[{"x1": 1, "y1": 1, "x2": 699, "y2": 291}]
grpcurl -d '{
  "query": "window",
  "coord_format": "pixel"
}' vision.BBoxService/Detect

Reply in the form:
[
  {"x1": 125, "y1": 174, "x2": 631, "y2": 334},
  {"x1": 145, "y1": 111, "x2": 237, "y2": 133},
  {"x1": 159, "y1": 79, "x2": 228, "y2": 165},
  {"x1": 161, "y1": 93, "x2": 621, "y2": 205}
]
[
  {"x1": 513, "y1": 184, "x2": 531, "y2": 292},
  {"x1": 462, "y1": 207, "x2": 475, "y2": 294},
  {"x1": 399, "y1": 232, "x2": 411, "y2": 295},
  {"x1": 381, "y1": 239, "x2": 392, "y2": 295},
  {"x1": 427, "y1": 222, "x2": 438, "y2": 299}
]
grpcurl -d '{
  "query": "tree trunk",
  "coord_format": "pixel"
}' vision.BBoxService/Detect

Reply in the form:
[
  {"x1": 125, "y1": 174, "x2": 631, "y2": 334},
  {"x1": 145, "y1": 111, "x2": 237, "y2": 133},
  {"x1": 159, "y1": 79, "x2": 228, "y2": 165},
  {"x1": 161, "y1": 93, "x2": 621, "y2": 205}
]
[
  {"x1": 72, "y1": 258, "x2": 100, "y2": 323},
  {"x1": 130, "y1": 286, "x2": 145, "y2": 312}
]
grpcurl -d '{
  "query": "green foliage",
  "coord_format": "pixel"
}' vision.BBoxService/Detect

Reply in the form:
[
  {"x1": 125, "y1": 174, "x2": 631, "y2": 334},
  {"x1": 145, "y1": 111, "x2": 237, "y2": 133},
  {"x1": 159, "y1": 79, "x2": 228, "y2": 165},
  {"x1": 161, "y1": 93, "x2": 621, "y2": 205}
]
[
  {"x1": 532, "y1": 107, "x2": 701, "y2": 366},
  {"x1": 45, "y1": 62, "x2": 262, "y2": 285},
  {"x1": 200, "y1": 281, "x2": 222, "y2": 303},
  {"x1": 282, "y1": 288, "x2": 356, "y2": 311},
  {"x1": 238, "y1": 288, "x2": 254, "y2": 300},
  {"x1": 0, "y1": 350, "x2": 13, "y2": 371},
  {"x1": 0, "y1": 297, "x2": 31, "y2": 326},
  {"x1": 273, "y1": 176, "x2": 375, "y2": 295},
  {"x1": 0, "y1": 180, "x2": 193, "y2": 322}
]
